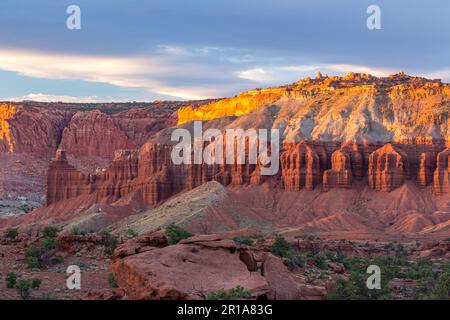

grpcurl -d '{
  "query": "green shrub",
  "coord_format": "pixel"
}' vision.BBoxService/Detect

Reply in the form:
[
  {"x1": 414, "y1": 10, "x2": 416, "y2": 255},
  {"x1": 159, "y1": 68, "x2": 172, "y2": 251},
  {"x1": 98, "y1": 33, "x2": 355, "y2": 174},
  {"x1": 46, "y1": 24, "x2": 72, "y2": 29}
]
[
  {"x1": 51, "y1": 254, "x2": 64, "y2": 265},
  {"x1": 31, "y1": 278, "x2": 41, "y2": 289},
  {"x1": 6, "y1": 272, "x2": 17, "y2": 288},
  {"x1": 41, "y1": 226, "x2": 59, "y2": 238},
  {"x1": 310, "y1": 252, "x2": 327, "y2": 270},
  {"x1": 16, "y1": 279, "x2": 32, "y2": 300},
  {"x1": 327, "y1": 272, "x2": 391, "y2": 300},
  {"x1": 207, "y1": 286, "x2": 252, "y2": 300},
  {"x1": 435, "y1": 272, "x2": 450, "y2": 300},
  {"x1": 269, "y1": 235, "x2": 292, "y2": 258},
  {"x1": 287, "y1": 252, "x2": 306, "y2": 270},
  {"x1": 165, "y1": 224, "x2": 193, "y2": 245},
  {"x1": 406, "y1": 258, "x2": 436, "y2": 280},
  {"x1": 41, "y1": 237, "x2": 59, "y2": 250},
  {"x1": 25, "y1": 245, "x2": 43, "y2": 269},
  {"x1": 126, "y1": 228, "x2": 138, "y2": 238},
  {"x1": 70, "y1": 227, "x2": 86, "y2": 236},
  {"x1": 233, "y1": 236, "x2": 254, "y2": 246},
  {"x1": 108, "y1": 273, "x2": 118, "y2": 288},
  {"x1": 5, "y1": 228, "x2": 19, "y2": 239}
]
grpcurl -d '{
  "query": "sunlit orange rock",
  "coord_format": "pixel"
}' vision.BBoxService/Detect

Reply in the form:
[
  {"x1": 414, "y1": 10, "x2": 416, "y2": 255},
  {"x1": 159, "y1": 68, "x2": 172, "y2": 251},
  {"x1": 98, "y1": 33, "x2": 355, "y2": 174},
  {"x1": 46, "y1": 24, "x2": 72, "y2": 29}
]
[
  {"x1": 434, "y1": 148, "x2": 450, "y2": 194},
  {"x1": 281, "y1": 142, "x2": 325, "y2": 191},
  {"x1": 368, "y1": 144, "x2": 409, "y2": 192},
  {"x1": 0, "y1": 104, "x2": 15, "y2": 152},
  {"x1": 323, "y1": 149, "x2": 352, "y2": 190}
]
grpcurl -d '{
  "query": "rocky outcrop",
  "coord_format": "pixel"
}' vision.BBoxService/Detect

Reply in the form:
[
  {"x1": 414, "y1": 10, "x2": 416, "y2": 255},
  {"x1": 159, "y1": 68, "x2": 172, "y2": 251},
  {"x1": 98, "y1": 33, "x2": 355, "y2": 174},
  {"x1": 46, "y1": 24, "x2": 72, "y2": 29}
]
[
  {"x1": 0, "y1": 104, "x2": 73, "y2": 154},
  {"x1": 323, "y1": 149, "x2": 352, "y2": 190},
  {"x1": 368, "y1": 144, "x2": 409, "y2": 192},
  {"x1": 434, "y1": 148, "x2": 450, "y2": 194},
  {"x1": 110, "y1": 234, "x2": 299, "y2": 300},
  {"x1": 281, "y1": 142, "x2": 325, "y2": 191},
  {"x1": 59, "y1": 109, "x2": 171, "y2": 160},
  {"x1": 417, "y1": 152, "x2": 436, "y2": 187},
  {"x1": 46, "y1": 150, "x2": 92, "y2": 205}
]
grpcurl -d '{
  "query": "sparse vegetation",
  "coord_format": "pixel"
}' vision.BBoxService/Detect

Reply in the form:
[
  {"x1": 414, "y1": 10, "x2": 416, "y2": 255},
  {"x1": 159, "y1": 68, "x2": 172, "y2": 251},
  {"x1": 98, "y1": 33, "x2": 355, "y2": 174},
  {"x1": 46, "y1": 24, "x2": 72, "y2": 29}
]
[
  {"x1": 126, "y1": 228, "x2": 138, "y2": 238},
  {"x1": 31, "y1": 278, "x2": 41, "y2": 289},
  {"x1": 6, "y1": 272, "x2": 17, "y2": 288},
  {"x1": 41, "y1": 237, "x2": 59, "y2": 250},
  {"x1": 165, "y1": 224, "x2": 193, "y2": 245},
  {"x1": 15, "y1": 279, "x2": 32, "y2": 300},
  {"x1": 25, "y1": 245, "x2": 43, "y2": 269},
  {"x1": 233, "y1": 236, "x2": 254, "y2": 246},
  {"x1": 41, "y1": 226, "x2": 59, "y2": 238},
  {"x1": 70, "y1": 227, "x2": 86, "y2": 236},
  {"x1": 207, "y1": 286, "x2": 252, "y2": 300},
  {"x1": 269, "y1": 235, "x2": 292, "y2": 258},
  {"x1": 309, "y1": 252, "x2": 328, "y2": 270},
  {"x1": 5, "y1": 228, "x2": 19, "y2": 239},
  {"x1": 51, "y1": 254, "x2": 64, "y2": 265}
]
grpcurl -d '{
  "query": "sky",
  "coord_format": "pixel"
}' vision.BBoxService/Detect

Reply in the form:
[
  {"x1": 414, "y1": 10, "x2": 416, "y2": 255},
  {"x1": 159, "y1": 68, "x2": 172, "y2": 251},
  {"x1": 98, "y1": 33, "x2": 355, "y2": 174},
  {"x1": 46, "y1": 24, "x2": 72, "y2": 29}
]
[{"x1": 0, "y1": 0, "x2": 449, "y2": 102}]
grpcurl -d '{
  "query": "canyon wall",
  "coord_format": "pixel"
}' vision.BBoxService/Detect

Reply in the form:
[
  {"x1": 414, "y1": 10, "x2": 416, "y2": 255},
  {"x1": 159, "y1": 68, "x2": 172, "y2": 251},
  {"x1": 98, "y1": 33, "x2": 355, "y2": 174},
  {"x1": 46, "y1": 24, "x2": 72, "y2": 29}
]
[{"x1": 46, "y1": 138, "x2": 450, "y2": 208}]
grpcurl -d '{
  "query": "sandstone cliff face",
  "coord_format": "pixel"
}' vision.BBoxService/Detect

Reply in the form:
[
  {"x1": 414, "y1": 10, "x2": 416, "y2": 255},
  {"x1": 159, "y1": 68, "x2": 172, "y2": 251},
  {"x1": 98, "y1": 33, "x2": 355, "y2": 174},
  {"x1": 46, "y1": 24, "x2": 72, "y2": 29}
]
[
  {"x1": 179, "y1": 72, "x2": 450, "y2": 145},
  {"x1": 368, "y1": 144, "x2": 409, "y2": 192},
  {"x1": 59, "y1": 109, "x2": 171, "y2": 160},
  {"x1": 418, "y1": 152, "x2": 436, "y2": 188},
  {"x1": 281, "y1": 142, "x2": 325, "y2": 191},
  {"x1": 0, "y1": 104, "x2": 73, "y2": 155},
  {"x1": 434, "y1": 148, "x2": 450, "y2": 194},
  {"x1": 46, "y1": 150, "x2": 92, "y2": 205},
  {"x1": 45, "y1": 139, "x2": 450, "y2": 209},
  {"x1": 323, "y1": 149, "x2": 353, "y2": 190}
]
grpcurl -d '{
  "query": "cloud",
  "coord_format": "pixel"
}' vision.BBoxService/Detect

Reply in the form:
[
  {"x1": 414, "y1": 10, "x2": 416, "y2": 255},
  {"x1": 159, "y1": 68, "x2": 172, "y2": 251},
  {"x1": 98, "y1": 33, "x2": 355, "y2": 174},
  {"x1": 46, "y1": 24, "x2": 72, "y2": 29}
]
[
  {"x1": 157, "y1": 45, "x2": 189, "y2": 56},
  {"x1": 0, "y1": 48, "x2": 219, "y2": 100},
  {"x1": 0, "y1": 47, "x2": 414, "y2": 102},
  {"x1": 419, "y1": 69, "x2": 450, "y2": 81},
  {"x1": 236, "y1": 68, "x2": 271, "y2": 82},
  {"x1": 7, "y1": 93, "x2": 99, "y2": 103}
]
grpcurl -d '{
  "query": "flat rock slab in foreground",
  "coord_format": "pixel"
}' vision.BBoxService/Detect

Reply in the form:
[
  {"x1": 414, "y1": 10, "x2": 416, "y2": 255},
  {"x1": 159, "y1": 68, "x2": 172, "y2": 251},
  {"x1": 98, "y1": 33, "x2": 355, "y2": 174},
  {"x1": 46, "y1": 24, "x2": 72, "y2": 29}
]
[{"x1": 111, "y1": 241, "x2": 271, "y2": 300}]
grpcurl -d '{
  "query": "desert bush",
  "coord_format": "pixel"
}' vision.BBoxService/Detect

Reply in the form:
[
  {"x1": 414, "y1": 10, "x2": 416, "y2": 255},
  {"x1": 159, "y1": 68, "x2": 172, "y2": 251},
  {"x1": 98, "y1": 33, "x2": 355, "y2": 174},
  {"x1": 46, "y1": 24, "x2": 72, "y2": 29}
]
[
  {"x1": 25, "y1": 245, "x2": 43, "y2": 269},
  {"x1": 309, "y1": 252, "x2": 328, "y2": 270},
  {"x1": 5, "y1": 228, "x2": 18, "y2": 239},
  {"x1": 41, "y1": 237, "x2": 59, "y2": 250},
  {"x1": 41, "y1": 226, "x2": 59, "y2": 238},
  {"x1": 126, "y1": 228, "x2": 138, "y2": 238},
  {"x1": 435, "y1": 272, "x2": 450, "y2": 299},
  {"x1": 233, "y1": 236, "x2": 254, "y2": 246},
  {"x1": 286, "y1": 251, "x2": 306, "y2": 270},
  {"x1": 31, "y1": 278, "x2": 41, "y2": 289},
  {"x1": 327, "y1": 272, "x2": 391, "y2": 300},
  {"x1": 207, "y1": 286, "x2": 252, "y2": 300},
  {"x1": 165, "y1": 224, "x2": 193, "y2": 245},
  {"x1": 6, "y1": 272, "x2": 17, "y2": 288},
  {"x1": 269, "y1": 235, "x2": 292, "y2": 258},
  {"x1": 51, "y1": 254, "x2": 64, "y2": 265},
  {"x1": 16, "y1": 279, "x2": 32, "y2": 300}
]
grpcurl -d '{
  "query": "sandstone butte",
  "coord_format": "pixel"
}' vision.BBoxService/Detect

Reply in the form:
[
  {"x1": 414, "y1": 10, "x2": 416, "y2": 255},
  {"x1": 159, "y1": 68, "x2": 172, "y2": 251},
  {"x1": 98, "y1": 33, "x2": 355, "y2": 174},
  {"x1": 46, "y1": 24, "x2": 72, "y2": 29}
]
[{"x1": 0, "y1": 72, "x2": 450, "y2": 237}]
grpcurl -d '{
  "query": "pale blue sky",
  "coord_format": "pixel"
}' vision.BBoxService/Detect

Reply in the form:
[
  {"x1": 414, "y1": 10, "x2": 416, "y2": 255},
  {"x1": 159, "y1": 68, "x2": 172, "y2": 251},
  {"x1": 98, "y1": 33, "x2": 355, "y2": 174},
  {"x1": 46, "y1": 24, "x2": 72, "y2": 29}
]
[{"x1": 0, "y1": 0, "x2": 449, "y2": 101}]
